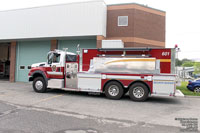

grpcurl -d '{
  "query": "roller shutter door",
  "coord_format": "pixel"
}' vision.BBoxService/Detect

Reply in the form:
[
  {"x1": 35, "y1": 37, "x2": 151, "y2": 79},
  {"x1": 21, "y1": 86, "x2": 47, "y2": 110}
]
[
  {"x1": 15, "y1": 41, "x2": 50, "y2": 82},
  {"x1": 58, "y1": 39, "x2": 96, "y2": 53}
]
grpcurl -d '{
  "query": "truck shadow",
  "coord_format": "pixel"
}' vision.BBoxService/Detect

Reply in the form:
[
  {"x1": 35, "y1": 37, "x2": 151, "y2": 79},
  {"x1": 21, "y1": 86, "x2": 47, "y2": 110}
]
[
  {"x1": 121, "y1": 94, "x2": 181, "y2": 104},
  {"x1": 47, "y1": 89, "x2": 182, "y2": 104},
  {"x1": 146, "y1": 97, "x2": 182, "y2": 104},
  {"x1": 47, "y1": 89, "x2": 105, "y2": 98}
]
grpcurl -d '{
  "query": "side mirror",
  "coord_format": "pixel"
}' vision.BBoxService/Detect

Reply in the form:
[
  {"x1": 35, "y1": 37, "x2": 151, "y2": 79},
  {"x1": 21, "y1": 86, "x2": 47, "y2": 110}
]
[
  {"x1": 47, "y1": 55, "x2": 51, "y2": 64},
  {"x1": 48, "y1": 59, "x2": 52, "y2": 65}
]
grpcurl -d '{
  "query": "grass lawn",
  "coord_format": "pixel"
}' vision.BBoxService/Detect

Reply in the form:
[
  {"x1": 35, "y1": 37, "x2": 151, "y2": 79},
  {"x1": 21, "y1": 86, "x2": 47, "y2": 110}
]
[{"x1": 177, "y1": 81, "x2": 200, "y2": 96}]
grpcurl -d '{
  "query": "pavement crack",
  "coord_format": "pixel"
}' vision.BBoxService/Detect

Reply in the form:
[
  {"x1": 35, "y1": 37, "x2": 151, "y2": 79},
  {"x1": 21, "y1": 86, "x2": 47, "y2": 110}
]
[
  {"x1": 0, "y1": 101, "x2": 138, "y2": 128},
  {"x1": 0, "y1": 108, "x2": 19, "y2": 118}
]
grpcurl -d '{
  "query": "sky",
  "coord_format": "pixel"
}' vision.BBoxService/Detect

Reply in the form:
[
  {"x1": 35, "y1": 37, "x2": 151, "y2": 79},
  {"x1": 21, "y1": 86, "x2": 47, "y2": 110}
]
[{"x1": 0, "y1": 0, "x2": 200, "y2": 60}]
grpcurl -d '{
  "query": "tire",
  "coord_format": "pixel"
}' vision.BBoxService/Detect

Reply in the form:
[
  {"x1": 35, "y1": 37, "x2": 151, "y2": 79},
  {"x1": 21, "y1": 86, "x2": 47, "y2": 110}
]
[
  {"x1": 33, "y1": 77, "x2": 47, "y2": 93},
  {"x1": 129, "y1": 83, "x2": 149, "y2": 102},
  {"x1": 194, "y1": 87, "x2": 200, "y2": 93},
  {"x1": 104, "y1": 81, "x2": 124, "y2": 100}
]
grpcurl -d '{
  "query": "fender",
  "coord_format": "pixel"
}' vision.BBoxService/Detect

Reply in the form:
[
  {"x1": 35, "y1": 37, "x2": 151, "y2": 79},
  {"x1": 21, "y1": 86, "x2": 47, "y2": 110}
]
[
  {"x1": 193, "y1": 84, "x2": 200, "y2": 88},
  {"x1": 102, "y1": 79, "x2": 125, "y2": 91},
  {"x1": 29, "y1": 70, "x2": 48, "y2": 86}
]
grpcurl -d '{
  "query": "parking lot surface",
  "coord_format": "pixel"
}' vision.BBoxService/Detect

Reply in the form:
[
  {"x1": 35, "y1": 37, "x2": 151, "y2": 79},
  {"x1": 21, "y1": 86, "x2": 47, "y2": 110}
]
[{"x1": 0, "y1": 81, "x2": 199, "y2": 133}]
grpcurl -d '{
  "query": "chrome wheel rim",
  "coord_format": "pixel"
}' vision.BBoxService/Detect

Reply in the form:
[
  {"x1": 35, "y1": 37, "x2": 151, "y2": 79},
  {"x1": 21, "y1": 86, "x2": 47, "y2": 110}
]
[
  {"x1": 35, "y1": 80, "x2": 43, "y2": 90},
  {"x1": 194, "y1": 87, "x2": 200, "y2": 93},
  {"x1": 108, "y1": 85, "x2": 119, "y2": 96},
  {"x1": 133, "y1": 87, "x2": 144, "y2": 98}
]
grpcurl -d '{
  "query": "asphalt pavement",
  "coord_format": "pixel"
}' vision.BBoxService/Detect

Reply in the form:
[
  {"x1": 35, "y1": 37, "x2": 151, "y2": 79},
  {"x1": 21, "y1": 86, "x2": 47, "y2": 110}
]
[{"x1": 0, "y1": 81, "x2": 199, "y2": 133}]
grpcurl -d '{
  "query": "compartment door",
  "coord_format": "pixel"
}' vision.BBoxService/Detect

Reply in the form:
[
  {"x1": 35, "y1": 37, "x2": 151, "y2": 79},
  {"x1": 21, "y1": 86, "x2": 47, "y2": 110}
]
[
  {"x1": 77, "y1": 73, "x2": 101, "y2": 92},
  {"x1": 65, "y1": 63, "x2": 78, "y2": 89},
  {"x1": 153, "y1": 75, "x2": 176, "y2": 95}
]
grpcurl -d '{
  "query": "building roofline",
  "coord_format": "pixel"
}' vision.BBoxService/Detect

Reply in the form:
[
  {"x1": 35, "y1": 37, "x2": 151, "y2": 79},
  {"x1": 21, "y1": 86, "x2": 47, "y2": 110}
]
[
  {"x1": 0, "y1": 35, "x2": 97, "y2": 43},
  {"x1": 0, "y1": 0, "x2": 105, "y2": 13},
  {"x1": 107, "y1": 2, "x2": 165, "y2": 13},
  {"x1": 0, "y1": 1, "x2": 164, "y2": 14}
]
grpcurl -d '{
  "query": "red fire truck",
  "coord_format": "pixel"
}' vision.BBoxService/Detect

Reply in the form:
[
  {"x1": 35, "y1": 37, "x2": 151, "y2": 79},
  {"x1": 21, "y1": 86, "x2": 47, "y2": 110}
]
[{"x1": 28, "y1": 47, "x2": 176, "y2": 101}]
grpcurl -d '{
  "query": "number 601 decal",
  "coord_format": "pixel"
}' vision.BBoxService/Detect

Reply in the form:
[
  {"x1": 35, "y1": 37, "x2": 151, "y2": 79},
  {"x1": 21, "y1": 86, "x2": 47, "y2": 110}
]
[{"x1": 162, "y1": 52, "x2": 170, "y2": 56}]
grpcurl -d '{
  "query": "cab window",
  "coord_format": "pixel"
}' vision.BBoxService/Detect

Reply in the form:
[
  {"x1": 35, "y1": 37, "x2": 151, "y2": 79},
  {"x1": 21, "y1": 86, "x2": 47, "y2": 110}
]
[
  {"x1": 48, "y1": 53, "x2": 60, "y2": 64},
  {"x1": 66, "y1": 55, "x2": 77, "y2": 62},
  {"x1": 53, "y1": 54, "x2": 60, "y2": 63}
]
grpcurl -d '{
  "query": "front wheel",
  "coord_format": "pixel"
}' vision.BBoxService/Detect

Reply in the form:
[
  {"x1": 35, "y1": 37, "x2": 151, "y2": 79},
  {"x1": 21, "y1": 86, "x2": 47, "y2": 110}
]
[
  {"x1": 104, "y1": 81, "x2": 124, "y2": 100},
  {"x1": 33, "y1": 77, "x2": 47, "y2": 93},
  {"x1": 194, "y1": 87, "x2": 200, "y2": 93},
  {"x1": 129, "y1": 83, "x2": 149, "y2": 102}
]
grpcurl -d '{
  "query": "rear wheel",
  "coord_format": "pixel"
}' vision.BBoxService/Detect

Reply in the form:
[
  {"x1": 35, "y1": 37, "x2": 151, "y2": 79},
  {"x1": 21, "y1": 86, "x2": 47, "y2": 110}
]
[
  {"x1": 104, "y1": 81, "x2": 124, "y2": 100},
  {"x1": 194, "y1": 87, "x2": 200, "y2": 93},
  {"x1": 129, "y1": 83, "x2": 149, "y2": 102},
  {"x1": 33, "y1": 77, "x2": 47, "y2": 93}
]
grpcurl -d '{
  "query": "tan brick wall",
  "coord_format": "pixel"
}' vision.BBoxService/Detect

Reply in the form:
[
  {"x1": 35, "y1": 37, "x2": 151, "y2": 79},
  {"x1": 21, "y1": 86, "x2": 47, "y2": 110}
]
[
  {"x1": 103, "y1": 4, "x2": 166, "y2": 48},
  {"x1": 51, "y1": 40, "x2": 58, "y2": 51},
  {"x1": 133, "y1": 9, "x2": 165, "y2": 42},
  {"x1": 9, "y1": 41, "x2": 16, "y2": 82},
  {"x1": 107, "y1": 9, "x2": 134, "y2": 38}
]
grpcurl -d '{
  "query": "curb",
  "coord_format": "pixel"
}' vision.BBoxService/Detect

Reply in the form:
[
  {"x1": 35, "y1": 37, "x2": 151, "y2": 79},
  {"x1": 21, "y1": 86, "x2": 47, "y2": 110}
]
[
  {"x1": 184, "y1": 95, "x2": 200, "y2": 98},
  {"x1": 176, "y1": 90, "x2": 200, "y2": 98},
  {"x1": 177, "y1": 90, "x2": 200, "y2": 98},
  {"x1": 175, "y1": 90, "x2": 185, "y2": 97}
]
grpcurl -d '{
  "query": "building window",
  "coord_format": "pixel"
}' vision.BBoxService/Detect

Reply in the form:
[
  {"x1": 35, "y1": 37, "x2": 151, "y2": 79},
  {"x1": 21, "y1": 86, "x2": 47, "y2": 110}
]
[
  {"x1": 118, "y1": 16, "x2": 128, "y2": 26},
  {"x1": 27, "y1": 66, "x2": 31, "y2": 69},
  {"x1": 19, "y1": 66, "x2": 25, "y2": 70}
]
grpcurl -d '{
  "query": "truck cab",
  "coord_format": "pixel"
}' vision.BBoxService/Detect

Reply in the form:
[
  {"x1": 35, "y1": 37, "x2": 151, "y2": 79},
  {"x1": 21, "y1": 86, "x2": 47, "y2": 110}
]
[{"x1": 29, "y1": 49, "x2": 79, "y2": 92}]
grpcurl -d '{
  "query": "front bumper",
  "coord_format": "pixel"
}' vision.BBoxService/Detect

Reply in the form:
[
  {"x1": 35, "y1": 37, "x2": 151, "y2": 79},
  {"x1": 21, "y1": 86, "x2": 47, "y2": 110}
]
[{"x1": 187, "y1": 85, "x2": 194, "y2": 91}]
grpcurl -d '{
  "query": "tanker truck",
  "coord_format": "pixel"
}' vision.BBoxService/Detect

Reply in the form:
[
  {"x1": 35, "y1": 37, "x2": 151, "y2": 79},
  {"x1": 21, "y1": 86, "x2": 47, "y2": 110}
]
[{"x1": 28, "y1": 47, "x2": 176, "y2": 102}]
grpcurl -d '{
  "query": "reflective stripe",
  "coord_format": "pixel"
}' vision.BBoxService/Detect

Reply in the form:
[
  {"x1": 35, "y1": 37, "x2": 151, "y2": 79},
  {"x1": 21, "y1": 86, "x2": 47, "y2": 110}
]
[
  {"x1": 47, "y1": 71, "x2": 63, "y2": 75},
  {"x1": 106, "y1": 75, "x2": 141, "y2": 80},
  {"x1": 105, "y1": 58, "x2": 156, "y2": 65},
  {"x1": 159, "y1": 59, "x2": 171, "y2": 62}
]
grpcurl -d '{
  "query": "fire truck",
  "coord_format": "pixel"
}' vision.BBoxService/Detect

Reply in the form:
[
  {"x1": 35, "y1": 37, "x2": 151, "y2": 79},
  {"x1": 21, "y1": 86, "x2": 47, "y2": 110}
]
[{"x1": 28, "y1": 46, "x2": 176, "y2": 101}]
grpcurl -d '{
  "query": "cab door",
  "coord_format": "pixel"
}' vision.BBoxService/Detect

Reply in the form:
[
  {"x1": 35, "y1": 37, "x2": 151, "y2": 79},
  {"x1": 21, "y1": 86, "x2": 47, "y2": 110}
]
[{"x1": 47, "y1": 53, "x2": 63, "y2": 79}]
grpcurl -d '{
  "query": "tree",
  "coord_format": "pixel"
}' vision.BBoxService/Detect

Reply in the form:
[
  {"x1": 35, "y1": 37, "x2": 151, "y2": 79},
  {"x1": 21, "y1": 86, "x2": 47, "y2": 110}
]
[
  {"x1": 182, "y1": 58, "x2": 192, "y2": 63},
  {"x1": 182, "y1": 61, "x2": 195, "y2": 67},
  {"x1": 175, "y1": 59, "x2": 182, "y2": 66},
  {"x1": 194, "y1": 62, "x2": 200, "y2": 74},
  {"x1": 175, "y1": 58, "x2": 194, "y2": 67}
]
